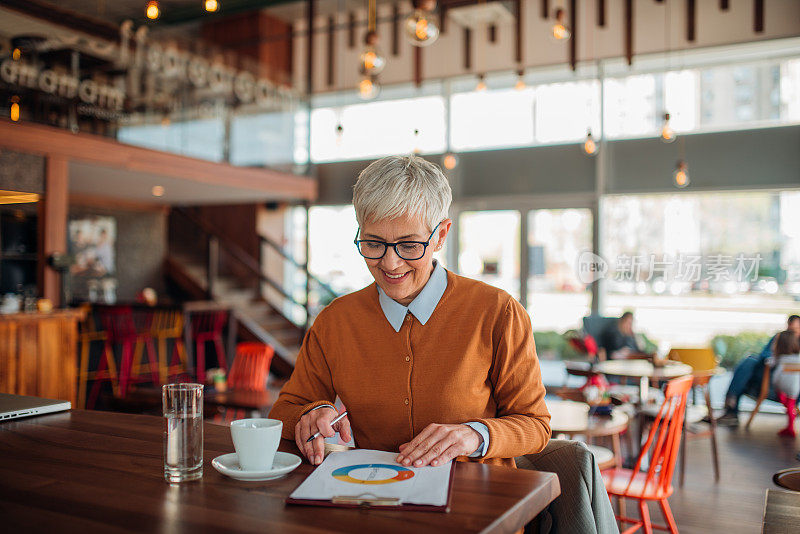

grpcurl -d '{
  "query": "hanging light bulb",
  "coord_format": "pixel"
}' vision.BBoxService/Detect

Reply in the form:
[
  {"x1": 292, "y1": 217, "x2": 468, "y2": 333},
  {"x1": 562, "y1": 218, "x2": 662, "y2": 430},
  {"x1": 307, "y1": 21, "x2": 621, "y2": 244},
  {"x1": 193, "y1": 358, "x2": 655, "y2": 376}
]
[
  {"x1": 412, "y1": 128, "x2": 421, "y2": 154},
  {"x1": 204, "y1": 0, "x2": 219, "y2": 13},
  {"x1": 12, "y1": 48, "x2": 21, "y2": 61},
  {"x1": 359, "y1": 32, "x2": 386, "y2": 75},
  {"x1": 673, "y1": 160, "x2": 690, "y2": 188},
  {"x1": 443, "y1": 153, "x2": 458, "y2": 170},
  {"x1": 10, "y1": 96, "x2": 20, "y2": 122},
  {"x1": 475, "y1": 74, "x2": 487, "y2": 92},
  {"x1": 405, "y1": 0, "x2": 439, "y2": 47},
  {"x1": 514, "y1": 69, "x2": 526, "y2": 90},
  {"x1": 358, "y1": 75, "x2": 380, "y2": 100},
  {"x1": 583, "y1": 130, "x2": 598, "y2": 156},
  {"x1": 550, "y1": 8, "x2": 571, "y2": 41},
  {"x1": 661, "y1": 112, "x2": 676, "y2": 143},
  {"x1": 145, "y1": 1, "x2": 160, "y2": 20},
  {"x1": 359, "y1": 0, "x2": 386, "y2": 76}
]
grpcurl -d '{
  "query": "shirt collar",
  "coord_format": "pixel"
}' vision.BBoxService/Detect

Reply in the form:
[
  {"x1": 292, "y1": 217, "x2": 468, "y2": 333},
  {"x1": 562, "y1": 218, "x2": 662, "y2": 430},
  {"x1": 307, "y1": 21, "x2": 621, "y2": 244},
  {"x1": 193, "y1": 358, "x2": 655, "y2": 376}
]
[{"x1": 376, "y1": 260, "x2": 448, "y2": 332}]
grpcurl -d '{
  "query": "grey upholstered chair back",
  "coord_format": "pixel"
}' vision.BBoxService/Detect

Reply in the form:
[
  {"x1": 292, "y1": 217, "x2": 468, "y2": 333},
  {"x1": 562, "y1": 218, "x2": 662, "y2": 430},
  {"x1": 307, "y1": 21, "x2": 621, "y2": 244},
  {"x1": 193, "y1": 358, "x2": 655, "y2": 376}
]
[{"x1": 516, "y1": 439, "x2": 619, "y2": 534}]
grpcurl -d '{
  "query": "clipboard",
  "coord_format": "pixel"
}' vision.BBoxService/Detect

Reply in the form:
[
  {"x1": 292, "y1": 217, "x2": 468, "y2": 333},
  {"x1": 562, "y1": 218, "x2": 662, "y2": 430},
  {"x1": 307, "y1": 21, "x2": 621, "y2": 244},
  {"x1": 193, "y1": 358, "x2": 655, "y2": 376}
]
[{"x1": 286, "y1": 459, "x2": 456, "y2": 513}]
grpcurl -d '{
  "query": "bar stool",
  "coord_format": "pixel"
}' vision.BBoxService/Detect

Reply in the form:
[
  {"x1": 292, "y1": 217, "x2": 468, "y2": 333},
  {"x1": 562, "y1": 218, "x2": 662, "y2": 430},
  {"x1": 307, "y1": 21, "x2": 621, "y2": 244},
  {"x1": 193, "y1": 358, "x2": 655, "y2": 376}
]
[
  {"x1": 150, "y1": 308, "x2": 188, "y2": 383},
  {"x1": 191, "y1": 310, "x2": 229, "y2": 384},
  {"x1": 78, "y1": 304, "x2": 119, "y2": 409},
  {"x1": 96, "y1": 306, "x2": 160, "y2": 399}
]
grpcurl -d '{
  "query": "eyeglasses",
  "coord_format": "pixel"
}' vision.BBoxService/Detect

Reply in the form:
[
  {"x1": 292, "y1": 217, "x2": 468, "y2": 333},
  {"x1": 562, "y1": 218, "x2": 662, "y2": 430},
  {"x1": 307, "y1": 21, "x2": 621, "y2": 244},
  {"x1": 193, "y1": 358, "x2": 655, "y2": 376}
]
[{"x1": 354, "y1": 221, "x2": 442, "y2": 261}]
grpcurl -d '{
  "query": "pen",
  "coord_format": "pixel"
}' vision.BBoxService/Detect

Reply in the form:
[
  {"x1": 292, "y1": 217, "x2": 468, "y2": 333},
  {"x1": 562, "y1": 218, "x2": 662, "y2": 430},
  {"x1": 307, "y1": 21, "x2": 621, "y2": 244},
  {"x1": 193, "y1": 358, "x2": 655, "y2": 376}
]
[{"x1": 306, "y1": 410, "x2": 349, "y2": 443}]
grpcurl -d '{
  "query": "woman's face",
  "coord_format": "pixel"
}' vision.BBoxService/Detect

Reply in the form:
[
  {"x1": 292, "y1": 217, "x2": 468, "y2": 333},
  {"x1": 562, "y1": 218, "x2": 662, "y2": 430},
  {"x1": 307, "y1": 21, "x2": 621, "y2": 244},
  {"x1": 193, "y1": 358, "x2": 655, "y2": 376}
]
[{"x1": 360, "y1": 215, "x2": 451, "y2": 306}]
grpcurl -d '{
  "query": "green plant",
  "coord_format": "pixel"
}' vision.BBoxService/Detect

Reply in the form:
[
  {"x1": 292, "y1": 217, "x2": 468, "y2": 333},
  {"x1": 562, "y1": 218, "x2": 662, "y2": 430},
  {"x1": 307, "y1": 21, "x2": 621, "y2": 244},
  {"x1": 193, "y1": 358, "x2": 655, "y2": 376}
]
[
  {"x1": 533, "y1": 331, "x2": 588, "y2": 361},
  {"x1": 711, "y1": 332, "x2": 772, "y2": 369}
]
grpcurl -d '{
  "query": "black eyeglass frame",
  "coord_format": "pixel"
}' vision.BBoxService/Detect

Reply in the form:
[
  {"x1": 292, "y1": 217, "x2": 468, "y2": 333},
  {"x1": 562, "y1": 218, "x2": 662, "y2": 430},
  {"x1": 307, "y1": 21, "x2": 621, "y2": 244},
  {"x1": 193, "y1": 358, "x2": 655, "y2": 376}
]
[{"x1": 354, "y1": 221, "x2": 443, "y2": 260}]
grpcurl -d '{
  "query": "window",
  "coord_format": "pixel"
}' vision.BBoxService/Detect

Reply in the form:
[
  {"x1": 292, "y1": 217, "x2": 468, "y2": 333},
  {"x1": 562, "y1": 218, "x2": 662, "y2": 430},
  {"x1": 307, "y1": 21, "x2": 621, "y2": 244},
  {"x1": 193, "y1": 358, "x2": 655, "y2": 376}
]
[
  {"x1": 117, "y1": 119, "x2": 225, "y2": 162},
  {"x1": 600, "y1": 191, "x2": 800, "y2": 346},
  {"x1": 310, "y1": 96, "x2": 446, "y2": 162},
  {"x1": 527, "y1": 209, "x2": 593, "y2": 331},
  {"x1": 450, "y1": 88, "x2": 535, "y2": 150},
  {"x1": 458, "y1": 210, "x2": 520, "y2": 299}
]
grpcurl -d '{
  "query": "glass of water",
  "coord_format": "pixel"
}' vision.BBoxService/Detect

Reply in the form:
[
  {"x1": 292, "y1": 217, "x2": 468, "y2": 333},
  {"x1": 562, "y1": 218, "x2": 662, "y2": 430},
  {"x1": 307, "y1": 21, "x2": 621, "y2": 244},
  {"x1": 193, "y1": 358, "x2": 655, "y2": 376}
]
[{"x1": 162, "y1": 383, "x2": 203, "y2": 483}]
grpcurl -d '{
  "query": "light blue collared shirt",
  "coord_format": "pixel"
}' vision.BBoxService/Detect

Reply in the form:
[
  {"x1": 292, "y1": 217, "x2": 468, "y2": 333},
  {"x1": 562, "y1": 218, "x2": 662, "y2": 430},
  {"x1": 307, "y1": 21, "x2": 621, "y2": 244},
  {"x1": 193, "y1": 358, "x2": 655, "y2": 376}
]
[{"x1": 376, "y1": 260, "x2": 490, "y2": 458}]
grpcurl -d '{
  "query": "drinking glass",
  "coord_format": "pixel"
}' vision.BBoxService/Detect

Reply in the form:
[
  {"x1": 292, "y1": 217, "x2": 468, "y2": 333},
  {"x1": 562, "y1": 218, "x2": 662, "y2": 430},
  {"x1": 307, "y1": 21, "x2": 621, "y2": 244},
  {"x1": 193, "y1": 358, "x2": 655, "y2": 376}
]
[{"x1": 162, "y1": 383, "x2": 203, "y2": 483}]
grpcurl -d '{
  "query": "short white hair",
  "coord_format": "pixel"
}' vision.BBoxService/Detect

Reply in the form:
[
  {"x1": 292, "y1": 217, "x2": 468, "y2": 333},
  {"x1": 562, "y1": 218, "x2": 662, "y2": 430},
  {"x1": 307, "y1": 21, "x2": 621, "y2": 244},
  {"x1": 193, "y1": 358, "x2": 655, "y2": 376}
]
[{"x1": 352, "y1": 155, "x2": 452, "y2": 231}]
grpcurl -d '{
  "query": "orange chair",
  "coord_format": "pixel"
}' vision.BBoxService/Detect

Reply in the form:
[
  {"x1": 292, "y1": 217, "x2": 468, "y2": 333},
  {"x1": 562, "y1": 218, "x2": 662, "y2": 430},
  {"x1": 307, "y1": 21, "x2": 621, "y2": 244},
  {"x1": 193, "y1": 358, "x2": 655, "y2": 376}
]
[
  {"x1": 215, "y1": 342, "x2": 274, "y2": 422},
  {"x1": 602, "y1": 375, "x2": 692, "y2": 534}
]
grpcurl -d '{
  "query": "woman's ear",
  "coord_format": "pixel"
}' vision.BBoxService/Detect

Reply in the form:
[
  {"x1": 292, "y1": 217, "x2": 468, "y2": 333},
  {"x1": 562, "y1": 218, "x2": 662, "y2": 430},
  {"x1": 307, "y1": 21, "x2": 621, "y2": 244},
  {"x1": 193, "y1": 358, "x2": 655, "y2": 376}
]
[{"x1": 435, "y1": 218, "x2": 453, "y2": 250}]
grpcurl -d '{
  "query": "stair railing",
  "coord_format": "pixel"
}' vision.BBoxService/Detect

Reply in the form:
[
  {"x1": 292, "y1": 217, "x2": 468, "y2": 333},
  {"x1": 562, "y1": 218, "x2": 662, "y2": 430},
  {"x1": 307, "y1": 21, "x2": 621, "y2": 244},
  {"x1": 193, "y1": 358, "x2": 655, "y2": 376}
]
[{"x1": 173, "y1": 207, "x2": 337, "y2": 332}]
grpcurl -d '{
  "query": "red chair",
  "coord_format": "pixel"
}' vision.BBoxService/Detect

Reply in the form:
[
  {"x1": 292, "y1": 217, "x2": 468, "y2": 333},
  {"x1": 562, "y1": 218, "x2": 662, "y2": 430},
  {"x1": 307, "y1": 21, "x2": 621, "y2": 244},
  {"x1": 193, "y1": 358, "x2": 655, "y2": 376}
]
[
  {"x1": 215, "y1": 342, "x2": 274, "y2": 422},
  {"x1": 602, "y1": 375, "x2": 693, "y2": 534},
  {"x1": 191, "y1": 310, "x2": 229, "y2": 384}
]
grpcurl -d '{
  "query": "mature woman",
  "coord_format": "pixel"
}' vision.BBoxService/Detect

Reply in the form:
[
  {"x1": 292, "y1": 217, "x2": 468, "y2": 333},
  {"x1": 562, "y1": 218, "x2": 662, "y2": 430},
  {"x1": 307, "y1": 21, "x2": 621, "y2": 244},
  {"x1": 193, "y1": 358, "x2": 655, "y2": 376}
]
[{"x1": 269, "y1": 155, "x2": 551, "y2": 469}]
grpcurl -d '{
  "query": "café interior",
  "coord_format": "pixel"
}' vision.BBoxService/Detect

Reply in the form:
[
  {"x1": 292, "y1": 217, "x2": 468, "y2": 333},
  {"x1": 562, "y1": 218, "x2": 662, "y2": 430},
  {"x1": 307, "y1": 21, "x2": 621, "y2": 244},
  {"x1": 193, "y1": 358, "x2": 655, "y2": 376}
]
[{"x1": 1, "y1": 0, "x2": 800, "y2": 532}]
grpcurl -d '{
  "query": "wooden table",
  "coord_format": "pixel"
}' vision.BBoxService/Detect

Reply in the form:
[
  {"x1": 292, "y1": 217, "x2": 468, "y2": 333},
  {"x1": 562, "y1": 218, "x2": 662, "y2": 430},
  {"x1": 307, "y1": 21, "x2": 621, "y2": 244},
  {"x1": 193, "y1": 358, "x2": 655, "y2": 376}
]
[
  {"x1": 547, "y1": 399, "x2": 630, "y2": 469},
  {"x1": 762, "y1": 489, "x2": 800, "y2": 533},
  {"x1": 0, "y1": 410, "x2": 560, "y2": 533}
]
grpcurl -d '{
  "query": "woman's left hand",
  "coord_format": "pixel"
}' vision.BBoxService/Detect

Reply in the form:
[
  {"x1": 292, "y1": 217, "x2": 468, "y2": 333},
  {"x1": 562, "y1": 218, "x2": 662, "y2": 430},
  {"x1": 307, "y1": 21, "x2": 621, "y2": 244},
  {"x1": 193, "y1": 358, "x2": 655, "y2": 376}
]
[{"x1": 396, "y1": 423, "x2": 482, "y2": 467}]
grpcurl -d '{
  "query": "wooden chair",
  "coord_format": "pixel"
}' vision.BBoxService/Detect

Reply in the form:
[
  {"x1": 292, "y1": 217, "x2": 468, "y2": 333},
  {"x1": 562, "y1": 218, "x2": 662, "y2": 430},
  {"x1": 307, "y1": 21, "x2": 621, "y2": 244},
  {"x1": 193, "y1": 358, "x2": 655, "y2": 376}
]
[
  {"x1": 667, "y1": 347, "x2": 721, "y2": 486},
  {"x1": 602, "y1": 375, "x2": 692, "y2": 534},
  {"x1": 149, "y1": 308, "x2": 188, "y2": 383},
  {"x1": 745, "y1": 359, "x2": 800, "y2": 429},
  {"x1": 77, "y1": 304, "x2": 119, "y2": 409}
]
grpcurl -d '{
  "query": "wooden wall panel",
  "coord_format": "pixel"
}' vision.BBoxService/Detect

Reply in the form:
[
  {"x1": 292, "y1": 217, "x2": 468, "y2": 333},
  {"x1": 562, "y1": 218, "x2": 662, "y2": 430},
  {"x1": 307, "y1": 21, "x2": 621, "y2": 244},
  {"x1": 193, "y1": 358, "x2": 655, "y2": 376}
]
[
  {"x1": 17, "y1": 323, "x2": 38, "y2": 396},
  {"x1": 0, "y1": 322, "x2": 17, "y2": 394},
  {"x1": 0, "y1": 311, "x2": 82, "y2": 406}
]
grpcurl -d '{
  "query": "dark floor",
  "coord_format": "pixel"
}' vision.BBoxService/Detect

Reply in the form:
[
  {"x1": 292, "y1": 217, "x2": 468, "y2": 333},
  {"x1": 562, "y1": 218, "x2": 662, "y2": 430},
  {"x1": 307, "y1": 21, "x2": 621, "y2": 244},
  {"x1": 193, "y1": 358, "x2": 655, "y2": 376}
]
[{"x1": 635, "y1": 411, "x2": 799, "y2": 534}]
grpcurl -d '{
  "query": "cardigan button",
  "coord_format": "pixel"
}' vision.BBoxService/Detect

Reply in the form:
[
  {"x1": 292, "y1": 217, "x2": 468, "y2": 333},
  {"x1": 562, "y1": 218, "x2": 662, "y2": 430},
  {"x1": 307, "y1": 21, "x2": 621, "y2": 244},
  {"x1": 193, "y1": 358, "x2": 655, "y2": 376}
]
[
  {"x1": 404, "y1": 398, "x2": 409, "y2": 405},
  {"x1": 405, "y1": 356, "x2": 410, "y2": 362}
]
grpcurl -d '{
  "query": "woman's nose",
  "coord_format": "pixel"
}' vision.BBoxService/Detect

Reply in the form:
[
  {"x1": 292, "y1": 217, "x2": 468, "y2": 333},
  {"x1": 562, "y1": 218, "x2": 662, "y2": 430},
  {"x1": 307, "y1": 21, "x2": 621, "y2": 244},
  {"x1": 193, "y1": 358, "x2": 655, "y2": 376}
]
[{"x1": 380, "y1": 246, "x2": 405, "y2": 270}]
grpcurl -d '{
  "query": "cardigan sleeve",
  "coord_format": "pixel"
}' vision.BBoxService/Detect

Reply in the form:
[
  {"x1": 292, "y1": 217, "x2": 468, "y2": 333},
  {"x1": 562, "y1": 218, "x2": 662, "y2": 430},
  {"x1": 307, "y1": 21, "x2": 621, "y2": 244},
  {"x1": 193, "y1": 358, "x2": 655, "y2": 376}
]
[
  {"x1": 267, "y1": 324, "x2": 337, "y2": 441},
  {"x1": 474, "y1": 297, "x2": 552, "y2": 459}
]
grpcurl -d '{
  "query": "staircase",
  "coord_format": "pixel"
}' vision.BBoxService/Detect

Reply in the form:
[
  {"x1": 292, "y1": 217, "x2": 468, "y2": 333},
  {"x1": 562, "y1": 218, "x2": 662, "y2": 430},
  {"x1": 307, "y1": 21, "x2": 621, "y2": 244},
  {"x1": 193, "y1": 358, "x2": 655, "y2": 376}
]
[{"x1": 165, "y1": 207, "x2": 337, "y2": 379}]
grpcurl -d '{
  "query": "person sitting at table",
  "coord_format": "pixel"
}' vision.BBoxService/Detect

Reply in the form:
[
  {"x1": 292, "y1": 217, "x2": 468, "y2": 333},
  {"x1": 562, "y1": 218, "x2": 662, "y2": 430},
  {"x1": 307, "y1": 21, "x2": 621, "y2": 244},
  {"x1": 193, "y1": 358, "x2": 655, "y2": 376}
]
[
  {"x1": 599, "y1": 311, "x2": 651, "y2": 360},
  {"x1": 269, "y1": 155, "x2": 552, "y2": 469},
  {"x1": 717, "y1": 314, "x2": 800, "y2": 426},
  {"x1": 767, "y1": 330, "x2": 800, "y2": 437}
]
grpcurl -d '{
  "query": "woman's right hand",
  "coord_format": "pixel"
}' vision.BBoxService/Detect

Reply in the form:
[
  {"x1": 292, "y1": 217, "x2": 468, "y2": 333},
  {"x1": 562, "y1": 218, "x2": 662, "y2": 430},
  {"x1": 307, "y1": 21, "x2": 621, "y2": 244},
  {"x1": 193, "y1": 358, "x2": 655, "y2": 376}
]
[{"x1": 295, "y1": 407, "x2": 352, "y2": 465}]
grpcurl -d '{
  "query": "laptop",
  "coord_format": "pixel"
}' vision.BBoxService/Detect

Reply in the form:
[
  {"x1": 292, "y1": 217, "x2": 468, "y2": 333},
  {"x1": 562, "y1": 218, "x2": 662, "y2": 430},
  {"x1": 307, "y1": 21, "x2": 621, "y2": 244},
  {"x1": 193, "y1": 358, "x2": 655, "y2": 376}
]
[{"x1": 0, "y1": 393, "x2": 71, "y2": 421}]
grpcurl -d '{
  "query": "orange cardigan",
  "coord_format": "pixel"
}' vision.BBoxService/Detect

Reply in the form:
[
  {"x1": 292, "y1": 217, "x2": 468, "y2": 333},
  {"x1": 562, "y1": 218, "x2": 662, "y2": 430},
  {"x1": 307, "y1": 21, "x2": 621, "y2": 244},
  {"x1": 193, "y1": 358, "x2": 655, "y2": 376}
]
[{"x1": 269, "y1": 270, "x2": 551, "y2": 468}]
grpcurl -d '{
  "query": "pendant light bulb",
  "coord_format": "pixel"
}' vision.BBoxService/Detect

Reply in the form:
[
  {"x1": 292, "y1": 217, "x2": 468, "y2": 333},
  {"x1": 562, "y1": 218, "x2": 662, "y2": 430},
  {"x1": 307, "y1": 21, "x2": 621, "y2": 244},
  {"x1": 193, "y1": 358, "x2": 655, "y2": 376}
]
[
  {"x1": 405, "y1": 9, "x2": 440, "y2": 47},
  {"x1": 358, "y1": 76, "x2": 380, "y2": 100},
  {"x1": 514, "y1": 70, "x2": 526, "y2": 91},
  {"x1": 359, "y1": 31, "x2": 386, "y2": 75},
  {"x1": 661, "y1": 112, "x2": 676, "y2": 143},
  {"x1": 204, "y1": 0, "x2": 219, "y2": 13},
  {"x1": 673, "y1": 160, "x2": 690, "y2": 188},
  {"x1": 145, "y1": 1, "x2": 160, "y2": 20},
  {"x1": 583, "y1": 130, "x2": 598, "y2": 156},
  {"x1": 443, "y1": 153, "x2": 458, "y2": 170},
  {"x1": 475, "y1": 74, "x2": 487, "y2": 92},
  {"x1": 550, "y1": 8, "x2": 571, "y2": 41}
]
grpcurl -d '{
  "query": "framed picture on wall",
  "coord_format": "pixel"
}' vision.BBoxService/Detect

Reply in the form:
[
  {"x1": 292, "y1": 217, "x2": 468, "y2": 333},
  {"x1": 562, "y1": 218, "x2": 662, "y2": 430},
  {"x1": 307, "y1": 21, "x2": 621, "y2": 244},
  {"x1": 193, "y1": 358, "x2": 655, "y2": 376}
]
[{"x1": 68, "y1": 216, "x2": 117, "y2": 303}]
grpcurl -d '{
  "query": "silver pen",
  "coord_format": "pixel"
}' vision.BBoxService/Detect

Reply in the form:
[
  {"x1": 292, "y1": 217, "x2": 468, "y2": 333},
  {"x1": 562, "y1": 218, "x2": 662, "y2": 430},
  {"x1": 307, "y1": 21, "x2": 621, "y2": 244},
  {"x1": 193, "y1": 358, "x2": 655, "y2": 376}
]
[{"x1": 306, "y1": 410, "x2": 349, "y2": 443}]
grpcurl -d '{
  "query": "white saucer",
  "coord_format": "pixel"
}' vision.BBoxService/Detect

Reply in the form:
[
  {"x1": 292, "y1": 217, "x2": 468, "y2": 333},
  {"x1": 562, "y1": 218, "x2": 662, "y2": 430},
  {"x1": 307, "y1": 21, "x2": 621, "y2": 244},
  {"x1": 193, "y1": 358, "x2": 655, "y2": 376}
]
[{"x1": 212, "y1": 451, "x2": 302, "y2": 481}]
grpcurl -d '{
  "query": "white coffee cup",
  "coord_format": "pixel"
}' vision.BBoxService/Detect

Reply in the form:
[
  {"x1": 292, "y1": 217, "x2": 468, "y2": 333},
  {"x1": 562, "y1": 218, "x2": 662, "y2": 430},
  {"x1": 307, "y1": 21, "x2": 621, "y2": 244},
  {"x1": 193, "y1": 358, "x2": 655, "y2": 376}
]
[{"x1": 230, "y1": 418, "x2": 283, "y2": 472}]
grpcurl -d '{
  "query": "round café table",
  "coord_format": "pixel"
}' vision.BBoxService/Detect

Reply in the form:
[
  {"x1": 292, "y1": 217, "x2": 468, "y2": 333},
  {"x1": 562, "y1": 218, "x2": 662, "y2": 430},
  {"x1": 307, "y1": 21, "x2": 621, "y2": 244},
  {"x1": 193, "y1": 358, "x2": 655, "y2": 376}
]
[
  {"x1": 594, "y1": 359, "x2": 694, "y2": 403},
  {"x1": 546, "y1": 399, "x2": 630, "y2": 469}
]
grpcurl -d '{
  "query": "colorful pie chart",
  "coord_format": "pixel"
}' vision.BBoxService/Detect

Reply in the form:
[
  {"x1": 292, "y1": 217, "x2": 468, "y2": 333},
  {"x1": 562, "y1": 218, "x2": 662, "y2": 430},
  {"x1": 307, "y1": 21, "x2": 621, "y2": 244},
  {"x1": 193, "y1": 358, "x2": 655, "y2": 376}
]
[{"x1": 331, "y1": 463, "x2": 415, "y2": 485}]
